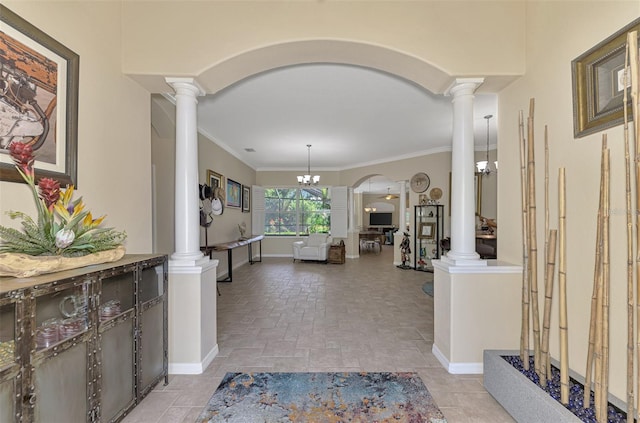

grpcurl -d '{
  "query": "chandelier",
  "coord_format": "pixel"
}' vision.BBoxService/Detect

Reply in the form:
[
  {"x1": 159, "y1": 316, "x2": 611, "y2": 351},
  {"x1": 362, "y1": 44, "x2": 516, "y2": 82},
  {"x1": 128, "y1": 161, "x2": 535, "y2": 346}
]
[
  {"x1": 297, "y1": 144, "x2": 320, "y2": 186},
  {"x1": 364, "y1": 177, "x2": 376, "y2": 213},
  {"x1": 476, "y1": 114, "x2": 498, "y2": 176}
]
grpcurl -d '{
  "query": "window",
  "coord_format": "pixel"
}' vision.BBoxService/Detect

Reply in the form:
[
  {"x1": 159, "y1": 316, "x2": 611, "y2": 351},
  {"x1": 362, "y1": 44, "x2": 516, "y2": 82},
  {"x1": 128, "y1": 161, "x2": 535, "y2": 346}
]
[{"x1": 264, "y1": 187, "x2": 330, "y2": 236}]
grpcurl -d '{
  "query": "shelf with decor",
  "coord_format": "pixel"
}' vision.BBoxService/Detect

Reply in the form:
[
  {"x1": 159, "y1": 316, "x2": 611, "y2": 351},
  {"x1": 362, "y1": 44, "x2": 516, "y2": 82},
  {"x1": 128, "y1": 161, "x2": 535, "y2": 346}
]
[{"x1": 414, "y1": 204, "x2": 444, "y2": 272}]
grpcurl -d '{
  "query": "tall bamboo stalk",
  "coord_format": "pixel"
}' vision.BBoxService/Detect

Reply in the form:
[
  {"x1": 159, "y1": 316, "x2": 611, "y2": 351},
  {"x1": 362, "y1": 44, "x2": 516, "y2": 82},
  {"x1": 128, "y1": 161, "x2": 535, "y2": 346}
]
[
  {"x1": 543, "y1": 126, "x2": 550, "y2": 380},
  {"x1": 540, "y1": 228, "x2": 557, "y2": 387},
  {"x1": 599, "y1": 141, "x2": 610, "y2": 423},
  {"x1": 519, "y1": 109, "x2": 530, "y2": 370},
  {"x1": 629, "y1": 28, "x2": 640, "y2": 419},
  {"x1": 594, "y1": 141, "x2": 607, "y2": 419},
  {"x1": 558, "y1": 167, "x2": 569, "y2": 405},
  {"x1": 623, "y1": 33, "x2": 635, "y2": 422},
  {"x1": 584, "y1": 140, "x2": 606, "y2": 409},
  {"x1": 527, "y1": 99, "x2": 542, "y2": 380}
]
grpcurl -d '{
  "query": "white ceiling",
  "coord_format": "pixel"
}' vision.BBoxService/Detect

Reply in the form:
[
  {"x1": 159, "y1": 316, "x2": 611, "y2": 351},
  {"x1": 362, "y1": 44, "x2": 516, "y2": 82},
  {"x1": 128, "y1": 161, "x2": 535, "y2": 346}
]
[{"x1": 172, "y1": 64, "x2": 498, "y2": 193}]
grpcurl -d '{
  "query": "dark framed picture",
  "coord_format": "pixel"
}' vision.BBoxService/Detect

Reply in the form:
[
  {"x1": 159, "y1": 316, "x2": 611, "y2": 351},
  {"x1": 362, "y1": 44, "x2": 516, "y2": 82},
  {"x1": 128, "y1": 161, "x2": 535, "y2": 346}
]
[
  {"x1": 226, "y1": 178, "x2": 241, "y2": 208},
  {"x1": 242, "y1": 185, "x2": 250, "y2": 213},
  {"x1": 0, "y1": 5, "x2": 79, "y2": 186},
  {"x1": 207, "y1": 169, "x2": 224, "y2": 189},
  {"x1": 572, "y1": 17, "x2": 640, "y2": 138},
  {"x1": 418, "y1": 222, "x2": 436, "y2": 239}
]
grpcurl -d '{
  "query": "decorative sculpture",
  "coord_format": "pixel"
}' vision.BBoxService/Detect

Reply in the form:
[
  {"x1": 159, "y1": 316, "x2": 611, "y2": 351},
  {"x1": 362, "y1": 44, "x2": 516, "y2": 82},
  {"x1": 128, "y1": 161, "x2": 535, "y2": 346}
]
[{"x1": 397, "y1": 232, "x2": 412, "y2": 269}]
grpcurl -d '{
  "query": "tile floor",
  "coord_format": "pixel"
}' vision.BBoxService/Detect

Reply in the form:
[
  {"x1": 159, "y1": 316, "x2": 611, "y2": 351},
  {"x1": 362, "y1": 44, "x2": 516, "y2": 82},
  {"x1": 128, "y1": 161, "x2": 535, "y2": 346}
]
[{"x1": 122, "y1": 245, "x2": 514, "y2": 422}]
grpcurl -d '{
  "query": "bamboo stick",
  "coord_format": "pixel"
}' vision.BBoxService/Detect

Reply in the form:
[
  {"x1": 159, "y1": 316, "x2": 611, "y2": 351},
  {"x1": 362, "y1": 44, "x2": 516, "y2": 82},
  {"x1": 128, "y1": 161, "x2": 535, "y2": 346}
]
[
  {"x1": 528, "y1": 99, "x2": 542, "y2": 380},
  {"x1": 543, "y1": 126, "x2": 550, "y2": 380},
  {"x1": 558, "y1": 167, "x2": 569, "y2": 405},
  {"x1": 584, "y1": 139, "x2": 606, "y2": 409},
  {"x1": 594, "y1": 141, "x2": 607, "y2": 419},
  {"x1": 519, "y1": 109, "x2": 530, "y2": 370},
  {"x1": 599, "y1": 141, "x2": 611, "y2": 423},
  {"x1": 630, "y1": 28, "x2": 640, "y2": 420},
  {"x1": 623, "y1": 33, "x2": 635, "y2": 422},
  {"x1": 540, "y1": 228, "x2": 557, "y2": 388}
]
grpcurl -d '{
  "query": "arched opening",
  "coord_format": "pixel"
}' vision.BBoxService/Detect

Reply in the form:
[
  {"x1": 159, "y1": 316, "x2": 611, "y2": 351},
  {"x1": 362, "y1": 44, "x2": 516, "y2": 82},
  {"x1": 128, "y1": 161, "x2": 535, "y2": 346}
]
[
  {"x1": 148, "y1": 38, "x2": 498, "y2": 264},
  {"x1": 195, "y1": 39, "x2": 455, "y2": 97}
]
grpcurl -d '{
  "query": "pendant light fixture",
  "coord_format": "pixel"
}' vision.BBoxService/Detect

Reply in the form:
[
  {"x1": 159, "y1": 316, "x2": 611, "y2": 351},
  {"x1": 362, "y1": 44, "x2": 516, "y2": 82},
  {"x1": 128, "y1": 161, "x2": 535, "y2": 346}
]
[
  {"x1": 364, "y1": 177, "x2": 376, "y2": 213},
  {"x1": 297, "y1": 144, "x2": 320, "y2": 186},
  {"x1": 476, "y1": 114, "x2": 498, "y2": 176}
]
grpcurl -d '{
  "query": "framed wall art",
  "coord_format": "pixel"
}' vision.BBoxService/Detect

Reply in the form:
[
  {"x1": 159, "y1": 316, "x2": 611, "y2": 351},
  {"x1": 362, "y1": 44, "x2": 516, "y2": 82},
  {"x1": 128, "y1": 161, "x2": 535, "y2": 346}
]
[
  {"x1": 226, "y1": 178, "x2": 241, "y2": 208},
  {"x1": 418, "y1": 222, "x2": 436, "y2": 239},
  {"x1": 242, "y1": 185, "x2": 250, "y2": 213},
  {"x1": 207, "y1": 169, "x2": 224, "y2": 189},
  {"x1": 572, "y1": 17, "x2": 640, "y2": 138},
  {"x1": 0, "y1": 5, "x2": 79, "y2": 186}
]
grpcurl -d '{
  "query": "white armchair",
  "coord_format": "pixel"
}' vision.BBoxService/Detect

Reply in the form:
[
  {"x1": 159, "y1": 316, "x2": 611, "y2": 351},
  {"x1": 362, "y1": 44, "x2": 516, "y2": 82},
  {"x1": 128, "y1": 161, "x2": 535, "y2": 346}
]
[{"x1": 292, "y1": 233, "x2": 332, "y2": 262}]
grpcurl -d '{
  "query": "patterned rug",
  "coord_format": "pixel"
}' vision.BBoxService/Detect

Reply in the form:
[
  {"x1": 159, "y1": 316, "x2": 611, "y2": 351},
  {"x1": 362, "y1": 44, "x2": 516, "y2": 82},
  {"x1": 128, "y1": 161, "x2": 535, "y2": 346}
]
[
  {"x1": 422, "y1": 281, "x2": 434, "y2": 296},
  {"x1": 197, "y1": 372, "x2": 447, "y2": 422},
  {"x1": 422, "y1": 272, "x2": 434, "y2": 296}
]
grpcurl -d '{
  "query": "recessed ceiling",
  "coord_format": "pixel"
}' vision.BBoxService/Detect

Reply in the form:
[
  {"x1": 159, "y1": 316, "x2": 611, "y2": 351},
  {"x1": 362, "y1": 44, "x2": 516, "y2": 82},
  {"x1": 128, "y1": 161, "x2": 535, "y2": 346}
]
[{"x1": 195, "y1": 64, "x2": 498, "y2": 174}]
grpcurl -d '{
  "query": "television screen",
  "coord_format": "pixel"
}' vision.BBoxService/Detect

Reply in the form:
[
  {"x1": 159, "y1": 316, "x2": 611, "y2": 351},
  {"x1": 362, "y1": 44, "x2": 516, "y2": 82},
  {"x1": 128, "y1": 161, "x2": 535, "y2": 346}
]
[{"x1": 370, "y1": 212, "x2": 392, "y2": 226}]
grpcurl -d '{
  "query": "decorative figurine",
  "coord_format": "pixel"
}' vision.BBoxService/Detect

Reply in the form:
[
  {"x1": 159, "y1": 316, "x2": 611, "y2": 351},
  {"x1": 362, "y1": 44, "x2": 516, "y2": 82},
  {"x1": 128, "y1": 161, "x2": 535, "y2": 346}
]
[
  {"x1": 397, "y1": 232, "x2": 412, "y2": 269},
  {"x1": 238, "y1": 222, "x2": 247, "y2": 239}
]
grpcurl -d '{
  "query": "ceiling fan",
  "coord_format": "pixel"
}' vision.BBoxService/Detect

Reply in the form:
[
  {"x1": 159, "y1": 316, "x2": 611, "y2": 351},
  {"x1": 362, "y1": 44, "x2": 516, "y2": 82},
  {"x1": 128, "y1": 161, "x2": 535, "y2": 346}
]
[{"x1": 379, "y1": 188, "x2": 399, "y2": 200}]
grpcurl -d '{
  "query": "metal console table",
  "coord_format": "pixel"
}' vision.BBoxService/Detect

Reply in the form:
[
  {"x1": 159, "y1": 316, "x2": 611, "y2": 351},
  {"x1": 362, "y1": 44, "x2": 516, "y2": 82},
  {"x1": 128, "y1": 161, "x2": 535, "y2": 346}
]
[{"x1": 201, "y1": 234, "x2": 264, "y2": 282}]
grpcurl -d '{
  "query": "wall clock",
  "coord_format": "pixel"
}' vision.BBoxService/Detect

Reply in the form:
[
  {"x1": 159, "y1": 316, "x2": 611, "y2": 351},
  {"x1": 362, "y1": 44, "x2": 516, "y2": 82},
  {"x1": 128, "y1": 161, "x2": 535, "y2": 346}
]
[{"x1": 410, "y1": 172, "x2": 430, "y2": 193}]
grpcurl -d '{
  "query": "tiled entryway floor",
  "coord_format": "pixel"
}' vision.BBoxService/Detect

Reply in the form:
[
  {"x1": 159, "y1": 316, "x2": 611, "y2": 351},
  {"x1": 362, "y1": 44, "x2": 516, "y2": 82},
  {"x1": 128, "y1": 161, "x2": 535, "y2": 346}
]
[{"x1": 123, "y1": 245, "x2": 514, "y2": 422}]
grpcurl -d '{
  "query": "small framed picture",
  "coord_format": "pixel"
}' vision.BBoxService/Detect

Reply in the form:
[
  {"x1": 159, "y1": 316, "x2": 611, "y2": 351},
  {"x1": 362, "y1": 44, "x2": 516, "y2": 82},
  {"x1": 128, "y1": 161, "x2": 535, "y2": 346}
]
[
  {"x1": 226, "y1": 178, "x2": 241, "y2": 208},
  {"x1": 242, "y1": 185, "x2": 250, "y2": 213},
  {"x1": 418, "y1": 222, "x2": 436, "y2": 239},
  {"x1": 207, "y1": 169, "x2": 224, "y2": 189}
]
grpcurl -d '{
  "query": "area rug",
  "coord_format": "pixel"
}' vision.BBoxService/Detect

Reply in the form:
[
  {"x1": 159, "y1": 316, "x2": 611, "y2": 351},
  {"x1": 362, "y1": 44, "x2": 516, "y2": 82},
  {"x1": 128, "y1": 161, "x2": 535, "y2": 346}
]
[
  {"x1": 422, "y1": 281, "x2": 434, "y2": 296},
  {"x1": 196, "y1": 372, "x2": 447, "y2": 422}
]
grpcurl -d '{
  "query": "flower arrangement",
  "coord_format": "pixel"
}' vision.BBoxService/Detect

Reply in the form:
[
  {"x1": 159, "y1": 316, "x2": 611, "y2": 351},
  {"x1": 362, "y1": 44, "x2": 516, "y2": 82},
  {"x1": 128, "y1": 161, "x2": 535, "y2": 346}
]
[{"x1": 0, "y1": 142, "x2": 126, "y2": 257}]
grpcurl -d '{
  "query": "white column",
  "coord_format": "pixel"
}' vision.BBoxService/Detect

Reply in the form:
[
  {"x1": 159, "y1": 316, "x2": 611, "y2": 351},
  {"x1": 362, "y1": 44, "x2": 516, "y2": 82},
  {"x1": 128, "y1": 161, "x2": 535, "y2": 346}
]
[
  {"x1": 348, "y1": 187, "x2": 355, "y2": 233},
  {"x1": 398, "y1": 180, "x2": 407, "y2": 232},
  {"x1": 165, "y1": 77, "x2": 218, "y2": 375},
  {"x1": 443, "y1": 78, "x2": 485, "y2": 266},
  {"x1": 166, "y1": 77, "x2": 206, "y2": 266}
]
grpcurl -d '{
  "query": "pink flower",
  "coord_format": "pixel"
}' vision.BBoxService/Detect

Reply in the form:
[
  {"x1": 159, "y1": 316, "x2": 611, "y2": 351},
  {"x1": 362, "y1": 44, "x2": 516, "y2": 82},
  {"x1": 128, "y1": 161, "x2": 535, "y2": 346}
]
[
  {"x1": 38, "y1": 178, "x2": 61, "y2": 211},
  {"x1": 8, "y1": 142, "x2": 35, "y2": 177}
]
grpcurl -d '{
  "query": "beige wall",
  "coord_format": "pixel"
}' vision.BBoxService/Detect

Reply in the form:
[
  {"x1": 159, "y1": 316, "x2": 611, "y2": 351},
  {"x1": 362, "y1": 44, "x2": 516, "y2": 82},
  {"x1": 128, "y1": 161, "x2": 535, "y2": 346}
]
[
  {"x1": 0, "y1": 2, "x2": 153, "y2": 254},
  {"x1": 121, "y1": 1, "x2": 525, "y2": 95},
  {"x1": 198, "y1": 133, "x2": 255, "y2": 278},
  {"x1": 498, "y1": 1, "x2": 640, "y2": 401}
]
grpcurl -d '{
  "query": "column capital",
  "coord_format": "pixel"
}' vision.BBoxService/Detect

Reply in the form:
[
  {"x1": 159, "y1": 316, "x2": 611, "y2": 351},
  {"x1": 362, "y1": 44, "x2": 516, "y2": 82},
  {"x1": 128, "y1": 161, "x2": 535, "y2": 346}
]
[
  {"x1": 165, "y1": 77, "x2": 206, "y2": 97},
  {"x1": 445, "y1": 78, "x2": 485, "y2": 97}
]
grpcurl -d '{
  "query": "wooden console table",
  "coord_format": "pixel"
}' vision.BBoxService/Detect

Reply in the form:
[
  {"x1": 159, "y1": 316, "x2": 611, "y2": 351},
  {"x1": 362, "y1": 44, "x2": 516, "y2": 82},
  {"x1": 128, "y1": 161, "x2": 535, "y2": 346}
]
[{"x1": 201, "y1": 234, "x2": 264, "y2": 282}]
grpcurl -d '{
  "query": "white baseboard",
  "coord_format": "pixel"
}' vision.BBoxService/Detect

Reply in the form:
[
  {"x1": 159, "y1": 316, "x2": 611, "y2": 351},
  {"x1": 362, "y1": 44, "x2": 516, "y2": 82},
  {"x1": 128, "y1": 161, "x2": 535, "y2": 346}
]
[
  {"x1": 432, "y1": 343, "x2": 483, "y2": 374},
  {"x1": 169, "y1": 344, "x2": 219, "y2": 375}
]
